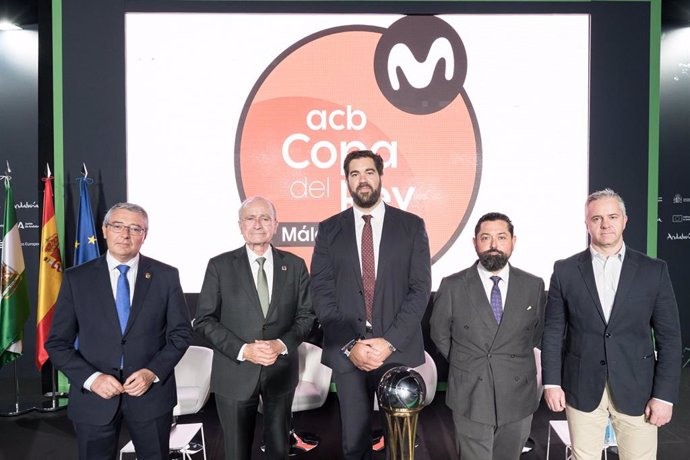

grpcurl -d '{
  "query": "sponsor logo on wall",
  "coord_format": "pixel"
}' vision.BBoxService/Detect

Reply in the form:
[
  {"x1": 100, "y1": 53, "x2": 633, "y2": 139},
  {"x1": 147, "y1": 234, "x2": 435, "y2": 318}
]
[{"x1": 236, "y1": 16, "x2": 481, "y2": 265}]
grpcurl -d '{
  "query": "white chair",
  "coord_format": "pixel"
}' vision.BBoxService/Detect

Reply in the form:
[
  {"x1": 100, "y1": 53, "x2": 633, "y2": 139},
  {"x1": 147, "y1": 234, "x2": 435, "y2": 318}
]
[
  {"x1": 259, "y1": 342, "x2": 333, "y2": 455},
  {"x1": 372, "y1": 351, "x2": 438, "y2": 451},
  {"x1": 173, "y1": 345, "x2": 214, "y2": 418},
  {"x1": 546, "y1": 419, "x2": 618, "y2": 460},
  {"x1": 119, "y1": 345, "x2": 213, "y2": 460}
]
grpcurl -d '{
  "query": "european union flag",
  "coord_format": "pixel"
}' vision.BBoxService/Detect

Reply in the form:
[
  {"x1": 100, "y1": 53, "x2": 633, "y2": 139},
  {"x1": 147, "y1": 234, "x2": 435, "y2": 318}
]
[{"x1": 74, "y1": 177, "x2": 100, "y2": 265}]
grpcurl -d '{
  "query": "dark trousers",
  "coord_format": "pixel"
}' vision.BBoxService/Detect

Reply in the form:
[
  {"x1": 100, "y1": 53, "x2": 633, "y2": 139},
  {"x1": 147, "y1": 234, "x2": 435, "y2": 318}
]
[
  {"x1": 73, "y1": 397, "x2": 172, "y2": 460},
  {"x1": 452, "y1": 411, "x2": 533, "y2": 460},
  {"x1": 333, "y1": 363, "x2": 399, "y2": 460},
  {"x1": 215, "y1": 387, "x2": 294, "y2": 460}
]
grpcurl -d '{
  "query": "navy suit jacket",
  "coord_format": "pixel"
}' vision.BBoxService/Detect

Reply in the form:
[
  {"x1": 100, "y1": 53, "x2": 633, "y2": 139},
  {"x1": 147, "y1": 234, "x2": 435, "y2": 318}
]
[
  {"x1": 46, "y1": 255, "x2": 192, "y2": 425},
  {"x1": 541, "y1": 247, "x2": 682, "y2": 415},
  {"x1": 193, "y1": 246, "x2": 315, "y2": 400},
  {"x1": 310, "y1": 204, "x2": 432, "y2": 373}
]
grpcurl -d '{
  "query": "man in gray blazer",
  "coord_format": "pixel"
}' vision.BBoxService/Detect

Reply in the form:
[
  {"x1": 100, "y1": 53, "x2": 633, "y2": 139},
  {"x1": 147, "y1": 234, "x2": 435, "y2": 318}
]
[
  {"x1": 194, "y1": 196, "x2": 315, "y2": 460},
  {"x1": 431, "y1": 212, "x2": 545, "y2": 460},
  {"x1": 542, "y1": 189, "x2": 681, "y2": 459}
]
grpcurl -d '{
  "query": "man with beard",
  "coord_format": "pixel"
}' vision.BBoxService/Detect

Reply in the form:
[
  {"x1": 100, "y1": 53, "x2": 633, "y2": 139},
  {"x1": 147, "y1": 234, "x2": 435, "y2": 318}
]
[
  {"x1": 430, "y1": 212, "x2": 545, "y2": 460},
  {"x1": 311, "y1": 149, "x2": 431, "y2": 460}
]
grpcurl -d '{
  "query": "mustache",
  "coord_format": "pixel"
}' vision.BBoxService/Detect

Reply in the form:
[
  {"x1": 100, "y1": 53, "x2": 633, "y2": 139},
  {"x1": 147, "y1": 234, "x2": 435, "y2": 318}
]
[{"x1": 480, "y1": 249, "x2": 506, "y2": 257}]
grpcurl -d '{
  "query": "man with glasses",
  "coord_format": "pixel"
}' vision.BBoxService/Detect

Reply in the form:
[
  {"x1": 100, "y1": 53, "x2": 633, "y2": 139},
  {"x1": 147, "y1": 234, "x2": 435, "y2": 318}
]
[
  {"x1": 47, "y1": 202, "x2": 192, "y2": 460},
  {"x1": 194, "y1": 196, "x2": 315, "y2": 460}
]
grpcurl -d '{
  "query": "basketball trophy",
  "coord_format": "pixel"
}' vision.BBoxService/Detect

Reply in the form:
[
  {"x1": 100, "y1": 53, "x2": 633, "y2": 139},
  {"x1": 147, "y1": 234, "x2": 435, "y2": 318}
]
[{"x1": 377, "y1": 367, "x2": 427, "y2": 460}]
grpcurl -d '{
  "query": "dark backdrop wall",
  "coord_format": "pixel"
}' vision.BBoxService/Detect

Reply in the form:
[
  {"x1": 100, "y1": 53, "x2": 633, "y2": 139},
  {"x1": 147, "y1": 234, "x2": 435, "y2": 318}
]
[
  {"x1": 658, "y1": 25, "x2": 690, "y2": 351},
  {"x1": 55, "y1": 0, "x2": 658, "y2": 386},
  {"x1": 3, "y1": 1, "x2": 684, "y2": 389},
  {"x1": 0, "y1": 28, "x2": 41, "y2": 387}
]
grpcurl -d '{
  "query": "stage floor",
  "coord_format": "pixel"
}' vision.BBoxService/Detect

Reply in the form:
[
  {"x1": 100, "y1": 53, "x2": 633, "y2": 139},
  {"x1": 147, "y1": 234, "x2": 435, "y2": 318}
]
[{"x1": 2, "y1": 367, "x2": 689, "y2": 459}]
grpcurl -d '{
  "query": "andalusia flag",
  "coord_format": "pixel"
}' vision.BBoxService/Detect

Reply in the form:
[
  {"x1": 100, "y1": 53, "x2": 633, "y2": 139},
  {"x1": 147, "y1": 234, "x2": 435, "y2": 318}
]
[
  {"x1": 0, "y1": 175, "x2": 31, "y2": 366},
  {"x1": 36, "y1": 171, "x2": 62, "y2": 370}
]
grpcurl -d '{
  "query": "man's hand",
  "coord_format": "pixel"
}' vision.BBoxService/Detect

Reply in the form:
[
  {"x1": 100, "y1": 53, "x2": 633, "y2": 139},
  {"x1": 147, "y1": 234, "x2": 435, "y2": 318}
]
[
  {"x1": 359, "y1": 338, "x2": 393, "y2": 362},
  {"x1": 645, "y1": 399, "x2": 673, "y2": 427},
  {"x1": 544, "y1": 387, "x2": 567, "y2": 412},
  {"x1": 123, "y1": 368, "x2": 156, "y2": 397},
  {"x1": 91, "y1": 374, "x2": 125, "y2": 400},
  {"x1": 244, "y1": 340, "x2": 281, "y2": 366},
  {"x1": 349, "y1": 340, "x2": 385, "y2": 371}
]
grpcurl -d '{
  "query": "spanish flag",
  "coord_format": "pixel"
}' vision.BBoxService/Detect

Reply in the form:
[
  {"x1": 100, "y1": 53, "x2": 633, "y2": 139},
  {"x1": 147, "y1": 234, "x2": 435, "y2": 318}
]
[{"x1": 36, "y1": 171, "x2": 62, "y2": 370}]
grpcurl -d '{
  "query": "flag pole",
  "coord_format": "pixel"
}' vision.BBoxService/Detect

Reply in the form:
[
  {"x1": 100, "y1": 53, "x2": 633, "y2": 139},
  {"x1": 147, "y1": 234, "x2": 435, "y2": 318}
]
[
  {"x1": 35, "y1": 164, "x2": 67, "y2": 412},
  {"x1": 0, "y1": 361, "x2": 33, "y2": 416}
]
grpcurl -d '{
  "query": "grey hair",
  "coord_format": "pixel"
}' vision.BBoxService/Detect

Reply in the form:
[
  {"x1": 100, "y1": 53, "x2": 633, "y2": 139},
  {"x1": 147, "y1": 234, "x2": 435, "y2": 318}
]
[
  {"x1": 238, "y1": 196, "x2": 277, "y2": 221},
  {"x1": 103, "y1": 202, "x2": 149, "y2": 229},
  {"x1": 586, "y1": 188, "x2": 626, "y2": 217}
]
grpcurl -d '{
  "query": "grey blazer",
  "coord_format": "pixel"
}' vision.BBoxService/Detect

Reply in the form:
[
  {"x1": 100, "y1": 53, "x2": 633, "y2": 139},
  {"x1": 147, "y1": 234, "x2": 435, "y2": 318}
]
[
  {"x1": 430, "y1": 263, "x2": 545, "y2": 427},
  {"x1": 193, "y1": 246, "x2": 315, "y2": 400}
]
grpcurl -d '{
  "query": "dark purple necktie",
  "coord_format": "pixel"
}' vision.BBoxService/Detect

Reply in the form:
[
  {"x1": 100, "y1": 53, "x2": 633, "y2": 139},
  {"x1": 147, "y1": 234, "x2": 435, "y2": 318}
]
[
  {"x1": 361, "y1": 215, "x2": 375, "y2": 324},
  {"x1": 490, "y1": 275, "x2": 503, "y2": 324}
]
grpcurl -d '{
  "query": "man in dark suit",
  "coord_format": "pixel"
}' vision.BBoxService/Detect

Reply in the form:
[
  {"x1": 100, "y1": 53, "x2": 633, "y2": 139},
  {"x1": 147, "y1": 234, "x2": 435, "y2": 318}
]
[
  {"x1": 194, "y1": 196, "x2": 315, "y2": 460},
  {"x1": 46, "y1": 202, "x2": 192, "y2": 460},
  {"x1": 430, "y1": 212, "x2": 545, "y2": 459},
  {"x1": 310, "y1": 149, "x2": 432, "y2": 460},
  {"x1": 542, "y1": 189, "x2": 682, "y2": 459}
]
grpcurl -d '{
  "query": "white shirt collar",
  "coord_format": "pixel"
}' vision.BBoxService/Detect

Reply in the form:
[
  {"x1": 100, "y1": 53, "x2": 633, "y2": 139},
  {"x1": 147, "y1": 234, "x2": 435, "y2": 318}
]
[
  {"x1": 476, "y1": 260, "x2": 511, "y2": 283},
  {"x1": 246, "y1": 245, "x2": 273, "y2": 265},
  {"x1": 353, "y1": 201, "x2": 385, "y2": 222},
  {"x1": 590, "y1": 242, "x2": 626, "y2": 262},
  {"x1": 106, "y1": 252, "x2": 140, "y2": 270}
]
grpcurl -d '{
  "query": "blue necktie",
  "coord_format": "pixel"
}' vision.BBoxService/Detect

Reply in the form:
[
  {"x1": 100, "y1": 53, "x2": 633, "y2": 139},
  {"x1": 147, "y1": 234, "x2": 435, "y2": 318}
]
[
  {"x1": 490, "y1": 275, "x2": 503, "y2": 324},
  {"x1": 115, "y1": 265, "x2": 131, "y2": 333}
]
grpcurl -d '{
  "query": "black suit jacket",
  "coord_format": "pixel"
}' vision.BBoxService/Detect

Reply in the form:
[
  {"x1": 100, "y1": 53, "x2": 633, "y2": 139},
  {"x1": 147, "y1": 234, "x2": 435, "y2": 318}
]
[
  {"x1": 430, "y1": 263, "x2": 545, "y2": 427},
  {"x1": 193, "y1": 246, "x2": 315, "y2": 399},
  {"x1": 310, "y1": 204, "x2": 432, "y2": 373},
  {"x1": 46, "y1": 255, "x2": 192, "y2": 425},
  {"x1": 541, "y1": 247, "x2": 682, "y2": 415}
]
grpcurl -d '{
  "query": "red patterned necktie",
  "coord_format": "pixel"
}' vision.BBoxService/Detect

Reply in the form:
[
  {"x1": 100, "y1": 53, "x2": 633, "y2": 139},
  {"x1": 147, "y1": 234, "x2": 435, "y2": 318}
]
[{"x1": 361, "y1": 215, "x2": 375, "y2": 324}]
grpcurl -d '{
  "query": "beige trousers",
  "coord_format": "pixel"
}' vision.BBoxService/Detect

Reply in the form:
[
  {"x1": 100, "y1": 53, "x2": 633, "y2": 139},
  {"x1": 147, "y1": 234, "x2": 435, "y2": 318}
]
[{"x1": 565, "y1": 385, "x2": 657, "y2": 460}]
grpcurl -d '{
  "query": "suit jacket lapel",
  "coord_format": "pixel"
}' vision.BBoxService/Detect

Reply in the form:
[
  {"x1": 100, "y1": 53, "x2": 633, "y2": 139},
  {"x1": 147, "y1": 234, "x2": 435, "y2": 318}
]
[
  {"x1": 125, "y1": 255, "x2": 153, "y2": 335},
  {"x1": 609, "y1": 250, "x2": 639, "y2": 324},
  {"x1": 375, "y1": 204, "x2": 399, "y2": 304},
  {"x1": 576, "y1": 250, "x2": 607, "y2": 324},
  {"x1": 94, "y1": 256, "x2": 122, "y2": 335},
  {"x1": 267, "y1": 248, "x2": 288, "y2": 318},
  {"x1": 233, "y1": 248, "x2": 265, "y2": 318},
  {"x1": 467, "y1": 266, "x2": 500, "y2": 336},
  {"x1": 340, "y1": 209, "x2": 363, "y2": 288}
]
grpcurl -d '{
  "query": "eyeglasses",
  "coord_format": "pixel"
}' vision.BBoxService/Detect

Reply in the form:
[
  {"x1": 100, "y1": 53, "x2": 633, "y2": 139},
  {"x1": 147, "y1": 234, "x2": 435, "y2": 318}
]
[
  {"x1": 241, "y1": 215, "x2": 274, "y2": 225},
  {"x1": 107, "y1": 223, "x2": 146, "y2": 236}
]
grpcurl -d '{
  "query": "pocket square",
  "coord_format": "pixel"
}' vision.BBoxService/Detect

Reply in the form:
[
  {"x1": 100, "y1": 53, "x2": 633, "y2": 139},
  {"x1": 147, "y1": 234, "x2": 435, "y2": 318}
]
[{"x1": 527, "y1": 305, "x2": 533, "y2": 310}]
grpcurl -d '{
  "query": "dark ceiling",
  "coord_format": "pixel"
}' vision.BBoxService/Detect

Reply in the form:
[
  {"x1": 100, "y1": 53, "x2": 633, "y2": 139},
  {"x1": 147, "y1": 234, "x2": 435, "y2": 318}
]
[{"x1": 1, "y1": 1, "x2": 689, "y2": 29}]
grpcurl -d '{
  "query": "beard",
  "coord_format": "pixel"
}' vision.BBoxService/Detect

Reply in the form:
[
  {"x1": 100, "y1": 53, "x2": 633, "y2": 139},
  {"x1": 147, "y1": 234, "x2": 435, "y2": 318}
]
[
  {"x1": 350, "y1": 182, "x2": 382, "y2": 209},
  {"x1": 478, "y1": 249, "x2": 510, "y2": 272}
]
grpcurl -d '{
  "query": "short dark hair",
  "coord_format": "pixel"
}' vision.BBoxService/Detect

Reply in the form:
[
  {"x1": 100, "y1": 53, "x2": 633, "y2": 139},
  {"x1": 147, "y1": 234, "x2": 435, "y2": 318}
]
[
  {"x1": 343, "y1": 150, "x2": 384, "y2": 176},
  {"x1": 474, "y1": 212, "x2": 514, "y2": 236}
]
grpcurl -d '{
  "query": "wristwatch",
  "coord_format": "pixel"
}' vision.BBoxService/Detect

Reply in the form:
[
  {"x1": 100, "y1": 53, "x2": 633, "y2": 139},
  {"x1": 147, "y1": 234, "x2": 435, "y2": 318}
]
[
  {"x1": 386, "y1": 340, "x2": 396, "y2": 353},
  {"x1": 341, "y1": 338, "x2": 359, "y2": 357}
]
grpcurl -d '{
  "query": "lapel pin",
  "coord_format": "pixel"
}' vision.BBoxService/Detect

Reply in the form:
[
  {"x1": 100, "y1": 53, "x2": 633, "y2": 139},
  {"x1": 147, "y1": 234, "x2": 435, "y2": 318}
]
[
  {"x1": 281, "y1": 266, "x2": 287, "y2": 271},
  {"x1": 527, "y1": 305, "x2": 532, "y2": 310},
  {"x1": 145, "y1": 272, "x2": 151, "y2": 279}
]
